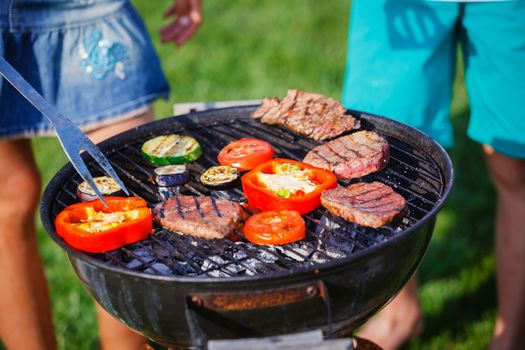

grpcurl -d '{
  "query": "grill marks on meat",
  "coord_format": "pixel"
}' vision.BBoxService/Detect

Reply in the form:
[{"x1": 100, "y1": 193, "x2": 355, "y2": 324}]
[
  {"x1": 251, "y1": 97, "x2": 279, "y2": 120},
  {"x1": 321, "y1": 182, "x2": 407, "y2": 228},
  {"x1": 251, "y1": 89, "x2": 359, "y2": 141},
  {"x1": 303, "y1": 131, "x2": 390, "y2": 179},
  {"x1": 152, "y1": 195, "x2": 248, "y2": 239}
]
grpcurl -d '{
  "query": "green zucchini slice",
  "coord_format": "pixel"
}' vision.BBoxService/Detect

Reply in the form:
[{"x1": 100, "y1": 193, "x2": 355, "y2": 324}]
[{"x1": 142, "y1": 134, "x2": 202, "y2": 165}]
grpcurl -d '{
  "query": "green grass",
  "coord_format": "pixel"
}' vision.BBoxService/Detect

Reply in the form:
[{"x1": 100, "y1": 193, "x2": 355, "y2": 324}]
[{"x1": 9, "y1": 1, "x2": 498, "y2": 349}]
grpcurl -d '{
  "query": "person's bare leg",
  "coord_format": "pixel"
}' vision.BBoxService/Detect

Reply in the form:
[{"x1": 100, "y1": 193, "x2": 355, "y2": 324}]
[
  {"x1": 96, "y1": 304, "x2": 146, "y2": 350},
  {"x1": 357, "y1": 277, "x2": 423, "y2": 350},
  {"x1": 87, "y1": 109, "x2": 154, "y2": 350},
  {"x1": 484, "y1": 147, "x2": 525, "y2": 350},
  {"x1": 0, "y1": 139, "x2": 57, "y2": 350}
]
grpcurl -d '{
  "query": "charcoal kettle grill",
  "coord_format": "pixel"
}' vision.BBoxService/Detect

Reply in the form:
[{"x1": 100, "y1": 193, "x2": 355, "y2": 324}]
[{"x1": 40, "y1": 106, "x2": 453, "y2": 349}]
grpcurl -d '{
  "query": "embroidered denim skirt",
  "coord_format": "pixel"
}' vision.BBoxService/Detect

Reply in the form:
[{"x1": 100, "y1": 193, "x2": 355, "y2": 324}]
[{"x1": 0, "y1": 0, "x2": 170, "y2": 139}]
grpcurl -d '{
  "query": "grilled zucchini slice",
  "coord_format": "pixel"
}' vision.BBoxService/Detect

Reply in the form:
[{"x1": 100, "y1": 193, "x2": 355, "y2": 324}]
[{"x1": 142, "y1": 134, "x2": 202, "y2": 165}]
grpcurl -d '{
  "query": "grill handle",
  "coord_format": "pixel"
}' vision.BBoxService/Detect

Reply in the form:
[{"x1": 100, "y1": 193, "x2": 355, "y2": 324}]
[
  {"x1": 185, "y1": 281, "x2": 332, "y2": 349},
  {"x1": 188, "y1": 280, "x2": 328, "y2": 311}
]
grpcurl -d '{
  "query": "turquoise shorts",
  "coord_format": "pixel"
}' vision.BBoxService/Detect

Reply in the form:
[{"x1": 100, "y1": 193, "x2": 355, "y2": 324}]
[{"x1": 342, "y1": 0, "x2": 525, "y2": 159}]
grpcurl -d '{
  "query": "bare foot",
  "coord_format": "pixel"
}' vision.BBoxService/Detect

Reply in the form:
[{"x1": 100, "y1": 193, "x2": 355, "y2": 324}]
[
  {"x1": 488, "y1": 315, "x2": 524, "y2": 350},
  {"x1": 357, "y1": 279, "x2": 423, "y2": 350},
  {"x1": 488, "y1": 317, "x2": 504, "y2": 350}
]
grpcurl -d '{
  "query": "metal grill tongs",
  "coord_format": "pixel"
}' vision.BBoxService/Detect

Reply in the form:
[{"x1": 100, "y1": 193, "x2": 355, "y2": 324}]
[{"x1": 0, "y1": 56, "x2": 129, "y2": 205}]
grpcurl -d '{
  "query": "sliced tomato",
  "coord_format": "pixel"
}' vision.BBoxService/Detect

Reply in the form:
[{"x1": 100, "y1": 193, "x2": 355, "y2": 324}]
[
  {"x1": 55, "y1": 197, "x2": 152, "y2": 253},
  {"x1": 244, "y1": 210, "x2": 305, "y2": 245},
  {"x1": 218, "y1": 138, "x2": 274, "y2": 171}
]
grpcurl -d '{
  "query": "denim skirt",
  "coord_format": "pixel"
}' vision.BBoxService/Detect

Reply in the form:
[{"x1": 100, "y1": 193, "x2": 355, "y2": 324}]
[{"x1": 0, "y1": 0, "x2": 170, "y2": 139}]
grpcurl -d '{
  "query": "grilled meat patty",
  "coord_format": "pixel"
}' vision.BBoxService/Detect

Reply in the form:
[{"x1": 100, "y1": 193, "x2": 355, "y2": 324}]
[
  {"x1": 321, "y1": 182, "x2": 407, "y2": 228},
  {"x1": 303, "y1": 130, "x2": 389, "y2": 179},
  {"x1": 251, "y1": 89, "x2": 359, "y2": 141},
  {"x1": 152, "y1": 195, "x2": 248, "y2": 239}
]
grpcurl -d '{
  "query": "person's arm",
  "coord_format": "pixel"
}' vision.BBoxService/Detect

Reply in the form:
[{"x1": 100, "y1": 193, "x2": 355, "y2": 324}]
[{"x1": 161, "y1": 0, "x2": 202, "y2": 47}]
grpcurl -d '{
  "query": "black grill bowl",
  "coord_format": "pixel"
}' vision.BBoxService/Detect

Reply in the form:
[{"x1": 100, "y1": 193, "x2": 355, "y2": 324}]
[{"x1": 40, "y1": 106, "x2": 453, "y2": 349}]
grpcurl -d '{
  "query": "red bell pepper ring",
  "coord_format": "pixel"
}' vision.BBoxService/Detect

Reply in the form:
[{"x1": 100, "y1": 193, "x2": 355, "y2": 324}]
[
  {"x1": 241, "y1": 158, "x2": 337, "y2": 214},
  {"x1": 55, "y1": 196, "x2": 153, "y2": 253}
]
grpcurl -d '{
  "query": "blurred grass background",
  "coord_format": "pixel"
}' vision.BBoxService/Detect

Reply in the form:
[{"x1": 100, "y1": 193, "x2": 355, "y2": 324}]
[{"x1": 13, "y1": 0, "x2": 496, "y2": 349}]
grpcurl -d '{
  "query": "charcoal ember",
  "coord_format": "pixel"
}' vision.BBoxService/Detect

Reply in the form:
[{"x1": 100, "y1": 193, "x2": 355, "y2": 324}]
[
  {"x1": 233, "y1": 269, "x2": 248, "y2": 276},
  {"x1": 327, "y1": 212, "x2": 369, "y2": 232},
  {"x1": 316, "y1": 214, "x2": 342, "y2": 232},
  {"x1": 274, "y1": 245, "x2": 308, "y2": 262},
  {"x1": 216, "y1": 242, "x2": 238, "y2": 256},
  {"x1": 245, "y1": 269, "x2": 256, "y2": 276},
  {"x1": 216, "y1": 189, "x2": 245, "y2": 203},
  {"x1": 235, "y1": 242, "x2": 280, "y2": 263},
  {"x1": 314, "y1": 215, "x2": 336, "y2": 242},
  {"x1": 201, "y1": 255, "x2": 227, "y2": 272},
  {"x1": 171, "y1": 257, "x2": 189, "y2": 266},
  {"x1": 319, "y1": 216, "x2": 382, "y2": 251},
  {"x1": 132, "y1": 248, "x2": 156, "y2": 259},
  {"x1": 126, "y1": 259, "x2": 148, "y2": 270},
  {"x1": 206, "y1": 270, "x2": 230, "y2": 278},
  {"x1": 149, "y1": 244, "x2": 170, "y2": 258},
  {"x1": 343, "y1": 229, "x2": 381, "y2": 248},
  {"x1": 202, "y1": 255, "x2": 246, "y2": 276},
  {"x1": 317, "y1": 231, "x2": 353, "y2": 258},
  {"x1": 232, "y1": 248, "x2": 249, "y2": 261},
  {"x1": 144, "y1": 263, "x2": 172, "y2": 275},
  {"x1": 400, "y1": 217, "x2": 411, "y2": 228},
  {"x1": 315, "y1": 215, "x2": 355, "y2": 258},
  {"x1": 202, "y1": 258, "x2": 247, "y2": 277},
  {"x1": 282, "y1": 241, "x2": 316, "y2": 259},
  {"x1": 125, "y1": 248, "x2": 156, "y2": 269},
  {"x1": 242, "y1": 259, "x2": 261, "y2": 276},
  {"x1": 232, "y1": 256, "x2": 275, "y2": 275},
  {"x1": 102, "y1": 250, "x2": 124, "y2": 261},
  {"x1": 168, "y1": 260, "x2": 198, "y2": 276},
  {"x1": 318, "y1": 244, "x2": 351, "y2": 259},
  {"x1": 254, "y1": 247, "x2": 279, "y2": 263},
  {"x1": 201, "y1": 267, "x2": 219, "y2": 278},
  {"x1": 234, "y1": 241, "x2": 248, "y2": 248},
  {"x1": 310, "y1": 252, "x2": 329, "y2": 264},
  {"x1": 157, "y1": 186, "x2": 181, "y2": 200},
  {"x1": 363, "y1": 226, "x2": 395, "y2": 244},
  {"x1": 222, "y1": 263, "x2": 247, "y2": 275}
]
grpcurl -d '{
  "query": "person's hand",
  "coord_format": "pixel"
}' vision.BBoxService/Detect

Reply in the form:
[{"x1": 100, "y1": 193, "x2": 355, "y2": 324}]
[{"x1": 160, "y1": 0, "x2": 202, "y2": 47}]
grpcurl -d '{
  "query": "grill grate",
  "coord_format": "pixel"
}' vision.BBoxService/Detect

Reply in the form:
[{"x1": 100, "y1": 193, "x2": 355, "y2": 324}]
[{"x1": 50, "y1": 112, "x2": 444, "y2": 279}]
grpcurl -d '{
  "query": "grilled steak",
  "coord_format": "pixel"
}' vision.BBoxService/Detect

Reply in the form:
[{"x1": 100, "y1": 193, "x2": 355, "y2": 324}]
[
  {"x1": 321, "y1": 182, "x2": 407, "y2": 228},
  {"x1": 152, "y1": 195, "x2": 248, "y2": 239},
  {"x1": 251, "y1": 89, "x2": 359, "y2": 141},
  {"x1": 303, "y1": 130, "x2": 389, "y2": 179},
  {"x1": 251, "y1": 97, "x2": 279, "y2": 120}
]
